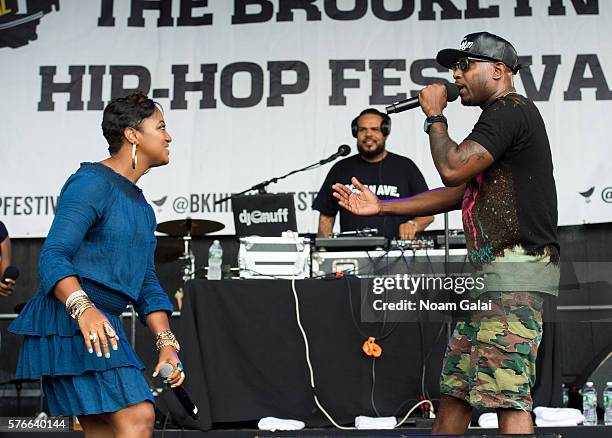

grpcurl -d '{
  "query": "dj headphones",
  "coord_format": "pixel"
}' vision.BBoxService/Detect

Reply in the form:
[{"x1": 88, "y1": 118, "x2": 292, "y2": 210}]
[{"x1": 350, "y1": 108, "x2": 391, "y2": 138}]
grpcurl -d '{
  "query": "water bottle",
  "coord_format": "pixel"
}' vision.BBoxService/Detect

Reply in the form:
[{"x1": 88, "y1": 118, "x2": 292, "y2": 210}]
[
  {"x1": 604, "y1": 382, "x2": 612, "y2": 426},
  {"x1": 582, "y1": 381, "x2": 598, "y2": 426},
  {"x1": 207, "y1": 240, "x2": 223, "y2": 280}
]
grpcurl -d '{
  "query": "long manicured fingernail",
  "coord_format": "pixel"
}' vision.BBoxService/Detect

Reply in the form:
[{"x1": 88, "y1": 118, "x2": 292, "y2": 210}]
[
  {"x1": 88, "y1": 348, "x2": 93, "y2": 354},
  {"x1": 105, "y1": 352, "x2": 110, "y2": 359},
  {"x1": 152, "y1": 371, "x2": 158, "y2": 378},
  {"x1": 112, "y1": 344, "x2": 118, "y2": 351},
  {"x1": 170, "y1": 384, "x2": 177, "y2": 388},
  {"x1": 163, "y1": 379, "x2": 168, "y2": 384},
  {"x1": 97, "y1": 352, "x2": 102, "y2": 357}
]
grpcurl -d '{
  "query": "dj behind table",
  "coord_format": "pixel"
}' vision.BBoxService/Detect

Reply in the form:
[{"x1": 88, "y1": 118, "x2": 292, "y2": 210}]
[{"x1": 155, "y1": 230, "x2": 560, "y2": 431}]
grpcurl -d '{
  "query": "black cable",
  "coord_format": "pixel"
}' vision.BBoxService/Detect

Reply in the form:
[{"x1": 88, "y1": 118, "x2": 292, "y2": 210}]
[
  {"x1": 371, "y1": 254, "x2": 389, "y2": 416},
  {"x1": 345, "y1": 266, "x2": 400, "y2": 417},
  {"x1": 370, "y1": 357, "x2": 381, "y2": 417},
  {"x1": 398, "y1": 247, "x2": 435, "y2": 401},
  {"x1": 417, "y1": 308, "x2": 427, "y2": 399},
  {"x1": 345, "y1": 276, "x2": 374, "y2": 340},
  {"x1": 345, "y1": 274, "x2": 399, "y2": 341},
  {"x1": 409, "y1": 249, "x2": 428, "y2": 400},
  {"x1": 160, "y1": 411, "x2": 170, "y2": 438},
  {"x1": 365, "y1": 248, "x2": 390, "y2": 276},
  {"x1": 424, "y1": 247, "x2": 436, "y2": 275}
]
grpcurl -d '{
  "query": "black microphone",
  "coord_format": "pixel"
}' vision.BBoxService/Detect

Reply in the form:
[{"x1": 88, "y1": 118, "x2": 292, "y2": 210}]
[
  {"x1": 3, "y1": 266, "x2": 19, "y2": 282},
  {"x1": 385, "y1": 83, "x2": 460, "y2": 114},
  {"x1": 320, "y1": 144, "x2": 351, "y2": 165},
  {"x1": 159, "y1": 363, "x2": 199, "y2": 420}
]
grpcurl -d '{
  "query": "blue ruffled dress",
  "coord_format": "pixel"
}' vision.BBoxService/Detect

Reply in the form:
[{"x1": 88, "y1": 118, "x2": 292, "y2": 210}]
[{"x1": 9, "y1": 162, "x2": 173, "y2": 416}]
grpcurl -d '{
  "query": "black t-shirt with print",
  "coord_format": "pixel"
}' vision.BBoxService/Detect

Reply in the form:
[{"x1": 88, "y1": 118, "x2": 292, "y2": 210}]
[
  {"x1": 462, "y1": 93, "x2": 559, "y2": 265},
  {"x1": 313, "y1": 152, "x2": 429, "y2": 239}
]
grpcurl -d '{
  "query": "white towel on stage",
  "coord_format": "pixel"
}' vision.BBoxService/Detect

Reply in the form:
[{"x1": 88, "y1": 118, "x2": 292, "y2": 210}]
[
  {"x1": 354, "y1": 415, "x2": 397, "y2": 429},
  {"x1": 535, "y1": 418, "x2": 582, "y2": 427},
  {"x1": 257, "y1": 417, "x2": 305, "y2": 431},
  {"x1": 477, "y1": 412, "x2": 499, "y2": 428},
  {"x1": 534, "y1": 407, "x2": 585, "y2": 424}
]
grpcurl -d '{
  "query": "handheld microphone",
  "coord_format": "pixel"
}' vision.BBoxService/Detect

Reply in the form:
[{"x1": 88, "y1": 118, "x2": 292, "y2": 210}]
[
  {"x1": 159, "y1": 363, "x2": 199, "y2": 420},
  {"x1": 385, "y1": 83, "x2": 460, "y2": 114},
  {"x1": 320, "y1": 144, "x2": 351, "y2": 165},
  {"x1": 3, "y1": 266, "x2": 19, "y2": 282}
]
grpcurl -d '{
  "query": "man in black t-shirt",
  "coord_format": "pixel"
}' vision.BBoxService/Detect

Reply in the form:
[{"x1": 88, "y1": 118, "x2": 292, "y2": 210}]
[
  {"x1": 331, "y1": 33, "x2": 559, "y2": 435},
  {"x1": 313, "y1": 108, "x2": 433, "y2": 239}
]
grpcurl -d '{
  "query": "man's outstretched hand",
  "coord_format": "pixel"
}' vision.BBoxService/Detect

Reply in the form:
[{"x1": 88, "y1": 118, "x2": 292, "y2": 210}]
[{"x1": 332, "y1": 177, "x2": 381, "y2": 216}]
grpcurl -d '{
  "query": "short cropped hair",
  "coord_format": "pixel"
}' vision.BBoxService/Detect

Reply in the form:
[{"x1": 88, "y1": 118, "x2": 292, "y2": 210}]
[{"x1": 102, "y1": 91, "x2": 160, "y2": 155}]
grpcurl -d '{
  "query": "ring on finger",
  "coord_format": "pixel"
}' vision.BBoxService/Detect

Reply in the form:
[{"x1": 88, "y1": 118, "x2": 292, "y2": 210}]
[
  {"x1": 89, "y1": 332, "x2": 98, "y2": 343},
  {"x1": 177, "y1": 363, "x2": 184, "y2": 372},
  {"x1": 102, "y1": 321, "x2": 117, "y2": 338}
]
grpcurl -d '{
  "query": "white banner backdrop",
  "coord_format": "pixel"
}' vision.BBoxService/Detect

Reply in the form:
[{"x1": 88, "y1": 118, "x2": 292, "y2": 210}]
[{"x1": 1, "y1": 0, "x2": 611, "y2": 237}]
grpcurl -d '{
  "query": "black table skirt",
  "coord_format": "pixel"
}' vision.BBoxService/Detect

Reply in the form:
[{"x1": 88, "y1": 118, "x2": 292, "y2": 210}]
[{"x1": 163, "y1": 279, "x2": 560, "y2": 431}]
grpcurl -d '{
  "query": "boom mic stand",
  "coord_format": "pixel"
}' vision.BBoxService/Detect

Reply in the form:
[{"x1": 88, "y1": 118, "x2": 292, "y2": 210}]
[{"x1": 215, "y1": 154, "x2": 341, "y2": 204}]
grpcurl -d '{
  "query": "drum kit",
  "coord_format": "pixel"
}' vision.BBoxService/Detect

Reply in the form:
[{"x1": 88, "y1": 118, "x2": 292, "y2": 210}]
[{"x1": 154, "y1": 218, "x2": 225, "y2": 281}]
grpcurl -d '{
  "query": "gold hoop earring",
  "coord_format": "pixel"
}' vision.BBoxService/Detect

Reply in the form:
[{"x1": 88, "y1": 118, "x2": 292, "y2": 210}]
[{"x1": 131, "y1": 143, "x2": 138, "y2": 170}]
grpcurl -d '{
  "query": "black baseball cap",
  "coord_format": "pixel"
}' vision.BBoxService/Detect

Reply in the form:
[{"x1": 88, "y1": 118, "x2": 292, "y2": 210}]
[{"x1": 437, "y1": 32, "x2": 520, "y2": 74}]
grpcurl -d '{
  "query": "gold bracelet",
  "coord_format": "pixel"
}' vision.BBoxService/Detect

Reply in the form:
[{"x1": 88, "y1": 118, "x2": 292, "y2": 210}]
[
  {"x1": 155, "y1": 330, "x2": 180, "y2": 352},
  {"x1": 65, "y1": 290, "x2": 87, "y2": 309},
  {"x1": 68, "y1": 297, "x2": 95, "y2": 321},
  {"x1": 157, "y1": 339, "x2": 180, "y2": 352},
  {"x1": 156, "y1": 330, "x2": 175, "y2": 340},
  {"x1": 68, "y1": 297, "x2": 90, "y2": 317},
  {"x1": 66, "y1": 294, "x2": 89, "y2": 316},
  {"x1": 74, "y1": 303, "x2": 94, "y2": 321}
]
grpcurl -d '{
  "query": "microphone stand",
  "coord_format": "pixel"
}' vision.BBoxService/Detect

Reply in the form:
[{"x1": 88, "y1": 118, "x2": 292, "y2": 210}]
[{"x1": 215, "y1": 156, "x2": 337, "y2": 204}]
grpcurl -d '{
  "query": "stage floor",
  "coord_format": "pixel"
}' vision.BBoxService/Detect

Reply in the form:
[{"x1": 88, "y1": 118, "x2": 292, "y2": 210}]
[{"x1": 0, "y1": 425, "x2": 610, "y2": 437}]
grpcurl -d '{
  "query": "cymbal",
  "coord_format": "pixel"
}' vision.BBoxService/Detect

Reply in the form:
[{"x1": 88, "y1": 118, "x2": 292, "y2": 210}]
[
  {"x1": 156, "y1": 218, "x2": 225, "y2": 236},
  {"x1": 154, "y1": 239, "x2": 184, "y2": 264}
]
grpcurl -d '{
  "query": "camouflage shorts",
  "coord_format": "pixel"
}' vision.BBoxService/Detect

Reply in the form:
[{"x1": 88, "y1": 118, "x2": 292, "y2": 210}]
[{"x1": 439, "y1": 291, "x2": 544, "y2": 411}]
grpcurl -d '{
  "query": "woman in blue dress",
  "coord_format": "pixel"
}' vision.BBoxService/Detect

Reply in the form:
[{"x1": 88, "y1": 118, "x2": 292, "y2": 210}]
[{"x1": 9, "y1": 91, "x2": 184, "y2": 437}]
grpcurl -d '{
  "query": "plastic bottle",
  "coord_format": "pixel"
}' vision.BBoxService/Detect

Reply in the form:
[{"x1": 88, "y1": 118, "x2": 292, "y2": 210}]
[
  {"x1": 207, "y1": 240, "x2": 223, "y2": 280},
  {"x1": 582, "y1": 381, "x2": 598, "y2": 426},
  {"x1": 604, "y1": 381, "x2": 612, "y2": 426}
]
